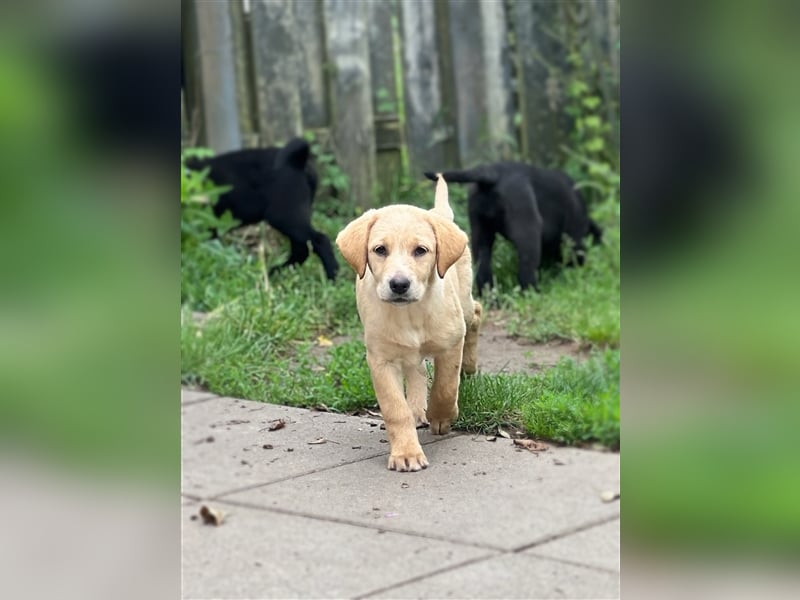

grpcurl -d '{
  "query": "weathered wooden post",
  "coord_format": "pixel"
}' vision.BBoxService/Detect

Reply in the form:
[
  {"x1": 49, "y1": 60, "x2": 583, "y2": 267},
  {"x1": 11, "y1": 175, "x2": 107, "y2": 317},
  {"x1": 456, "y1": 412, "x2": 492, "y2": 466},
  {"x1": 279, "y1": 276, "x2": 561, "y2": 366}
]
[
  {"x1": 293, "y1": 0, "x2": 330, "y2": 130},
  {"x1": 368, "y1": 0, "x2": 404, "y2": 196},
  {"x1": 249, "y1": 0, "x2": 304, "y2": 145},
  {"x1": 323, "y1": 0, "x2": 377, "y2": 209},
  {"x1": 446, "y1": 0, "x2": 515, "y2": 166},
  {"x1": 512, "y1": 0, "x2": 571, "y2": 166},
  {"x1": 192, "y1": 0, "x2": 242, "y2": 153},
  {"x1": 399, "y1": 0, "x2": 455, "y2": 175}
]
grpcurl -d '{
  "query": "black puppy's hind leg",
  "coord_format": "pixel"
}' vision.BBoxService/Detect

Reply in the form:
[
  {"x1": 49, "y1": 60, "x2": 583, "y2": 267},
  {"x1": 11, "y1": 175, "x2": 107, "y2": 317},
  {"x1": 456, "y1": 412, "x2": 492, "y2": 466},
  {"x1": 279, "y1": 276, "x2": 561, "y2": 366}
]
[
  {"x1": 471, "y1": 224, "x2": 496, "y2": 294},
  {"x1": 507, "y1": 227, "x2": 542, "y2": 292},
  {"x1": 310, "y1": 229, "x2": 339, "y2": 280},
  {"x1": 269, "y1": 238, "x2": 310, "y2": 276}
]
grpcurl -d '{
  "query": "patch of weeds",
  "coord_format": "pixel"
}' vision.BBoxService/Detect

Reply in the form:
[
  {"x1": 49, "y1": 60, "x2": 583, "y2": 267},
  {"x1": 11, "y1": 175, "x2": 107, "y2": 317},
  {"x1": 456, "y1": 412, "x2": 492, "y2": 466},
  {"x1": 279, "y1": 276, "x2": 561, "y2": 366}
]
[
  {"x1": 457, "y1": 349, "x2": 619, "y2": 448},
  {"x1": 519, "y1": 348, "x2": 619, "y2": 448},
  {"x1": 322, "y1": 341, "x2": 374, "y2": 411}
]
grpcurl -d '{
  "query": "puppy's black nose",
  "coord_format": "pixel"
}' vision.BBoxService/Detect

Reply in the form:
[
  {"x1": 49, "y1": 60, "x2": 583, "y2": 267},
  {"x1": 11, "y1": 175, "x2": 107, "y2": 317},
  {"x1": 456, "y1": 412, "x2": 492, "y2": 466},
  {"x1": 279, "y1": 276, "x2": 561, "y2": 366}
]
[{"x1": 389, "y1": 277, "x2": 410, "y2": 295}]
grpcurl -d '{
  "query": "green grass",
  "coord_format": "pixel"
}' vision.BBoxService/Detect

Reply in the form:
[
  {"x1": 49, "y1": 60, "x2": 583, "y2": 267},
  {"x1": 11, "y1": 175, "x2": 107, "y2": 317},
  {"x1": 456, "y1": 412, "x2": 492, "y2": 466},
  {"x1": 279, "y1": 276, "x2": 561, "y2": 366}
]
[
  {"x1": 181, "y1": 158, "x2": 620, "y2": 448},
  {"x1": 457, "y1": 349, "x2": 620, "y2": 448}
]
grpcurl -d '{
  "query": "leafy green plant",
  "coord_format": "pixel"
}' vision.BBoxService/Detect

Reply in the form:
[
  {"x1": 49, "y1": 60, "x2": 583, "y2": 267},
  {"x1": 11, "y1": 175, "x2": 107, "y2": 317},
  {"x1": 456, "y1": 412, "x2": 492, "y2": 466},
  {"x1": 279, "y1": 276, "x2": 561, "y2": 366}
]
[{"x1": 304, "y1": 130, "x2": 350, "y2": 202}]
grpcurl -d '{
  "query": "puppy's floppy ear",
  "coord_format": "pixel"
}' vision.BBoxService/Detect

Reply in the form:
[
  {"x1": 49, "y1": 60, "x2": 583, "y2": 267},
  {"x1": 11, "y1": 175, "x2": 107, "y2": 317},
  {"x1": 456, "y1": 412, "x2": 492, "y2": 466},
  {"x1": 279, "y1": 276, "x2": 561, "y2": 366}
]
[
  {"x1": 427, "y1": 214, "x2": 468, "y2": 278},
  {"x1": 336, "y1": 210, "x2": 378, "y2": 279}
]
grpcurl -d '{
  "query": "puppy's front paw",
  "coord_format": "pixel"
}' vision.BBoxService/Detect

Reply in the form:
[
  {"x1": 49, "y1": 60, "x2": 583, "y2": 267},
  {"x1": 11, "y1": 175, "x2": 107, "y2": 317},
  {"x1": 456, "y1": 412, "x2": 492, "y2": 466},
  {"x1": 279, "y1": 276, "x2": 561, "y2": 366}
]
[
  {"x1": 412, "y1": 408, "x2": 430, "y2": 429},
  {"x1": 387, "y1": 449, "x2": 429, "y2": 472}
]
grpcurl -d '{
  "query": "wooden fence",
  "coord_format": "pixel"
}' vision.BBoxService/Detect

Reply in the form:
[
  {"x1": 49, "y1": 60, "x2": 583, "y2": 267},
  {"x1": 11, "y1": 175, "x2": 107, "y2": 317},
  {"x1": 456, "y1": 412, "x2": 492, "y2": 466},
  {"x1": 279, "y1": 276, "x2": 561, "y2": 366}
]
[{"x1": 182, "y1": 0, "x2": 619, "y2": 208}]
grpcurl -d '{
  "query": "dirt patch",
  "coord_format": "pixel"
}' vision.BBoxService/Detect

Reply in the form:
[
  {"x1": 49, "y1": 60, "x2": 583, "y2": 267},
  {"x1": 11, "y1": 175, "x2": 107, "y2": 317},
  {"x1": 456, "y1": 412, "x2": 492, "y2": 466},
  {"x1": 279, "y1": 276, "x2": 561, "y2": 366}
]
[
  {"x1": 306, "y1": 314, "x2": 584, "y2": 375},
  {"x1": 477, "y1": 319, "x2": 585, "y2": 374}
]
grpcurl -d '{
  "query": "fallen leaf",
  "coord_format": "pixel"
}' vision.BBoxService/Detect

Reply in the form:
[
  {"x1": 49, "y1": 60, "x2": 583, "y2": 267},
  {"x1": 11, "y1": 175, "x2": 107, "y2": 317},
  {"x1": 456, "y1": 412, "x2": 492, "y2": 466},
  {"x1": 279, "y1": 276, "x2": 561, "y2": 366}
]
[
  {"x1": 351, "y1": 445, "x2": 362, "y2": 449},
  {"x1": 310, "y1": 403, "x2": 330, "y2": 412},
  {"x1": 262, "y1": 444, "x2": 273, "y2": 450},
  {"x1": 308, "y1": 437, "x2": 327, "y2": 445},
  {"x1": 485, "y1": 436, "x2": 497, "y2": 442},
  {"x1": 600, "y1": 491, "x2": 620, "y2": 503},
  {"x1": 317, "y1": 335, "x2": 333, "y2": 347},
  {"x1": 199, "y1": 505, "x2": 224, "y2": 526},
  {"x1": 379, "y1": 439, "x2": 388, "y2": 443},
  {"x1": 400, "y1": 482, "x2": 409, "y2": 489},
  {"x1": 365, "y1": 409, "x2": 382, "y2": 418},
  {"x1": 497, "y1": 428, "x2": 511, "y2": 439},
  {"x1": 266, "y1": 419, "x2": 285, "y2": 431},
  {"x1": 513, "y1": 439, "x2": 549, "y2": 452}
]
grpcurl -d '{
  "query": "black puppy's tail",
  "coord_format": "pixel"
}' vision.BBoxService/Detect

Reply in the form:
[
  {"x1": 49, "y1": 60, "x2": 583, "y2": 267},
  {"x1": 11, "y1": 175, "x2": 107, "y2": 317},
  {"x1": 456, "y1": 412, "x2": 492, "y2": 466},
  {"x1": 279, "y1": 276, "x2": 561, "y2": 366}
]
[
  {"x1": 183, "y1": 156, "x2": 208, "y2": 171},
  {"x1": 423, "y1": 166, "x2": 499, "y2": 188},
  {"x1": 274, "y1": 137, "x2": 311, "y2": 170}
]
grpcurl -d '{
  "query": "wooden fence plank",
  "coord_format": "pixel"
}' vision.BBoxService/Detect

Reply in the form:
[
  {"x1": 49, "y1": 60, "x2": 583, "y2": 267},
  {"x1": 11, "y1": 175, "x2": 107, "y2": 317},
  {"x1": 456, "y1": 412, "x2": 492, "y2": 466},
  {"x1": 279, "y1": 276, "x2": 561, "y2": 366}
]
[
  {"x1": 250, "y1": 0, "x2": 303, "y2": 145},
  {"x1": 323, "y1": 0, "x2": 376, "y2": 208},
  {"x1": 446, "y1": 0, "x2": 514, "y2": 166},
  {"x1": 512, "y1": 0, "x2": 571, "y2": 166},
  {"x1": 400, "y1": 0, "x2": 450, "y2": 174},
  {"x1": 229, "y1": 0, "x2": 258, "y2": 147},
  {"x1": 479, "y1": 0, "x2": 515, "y2": 156},
  {"x1": 294, "y1": 0, "x2": 329, "y2": 129},
  {"x1": 368, "y1": 0, "x2": 402, "y2": 196},
  {"x1": 193, "y1": 0, "x2": 242, "y2": 153}
]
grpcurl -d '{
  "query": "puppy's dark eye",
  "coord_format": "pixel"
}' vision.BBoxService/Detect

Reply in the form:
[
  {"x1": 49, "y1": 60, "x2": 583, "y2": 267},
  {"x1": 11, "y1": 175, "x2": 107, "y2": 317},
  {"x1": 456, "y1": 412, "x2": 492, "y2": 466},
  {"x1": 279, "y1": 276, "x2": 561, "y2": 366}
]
[
  {"x1": 413, "y1": 246, "x2": 428, "y2": 257},
  {"x1": 373, "y1": 245, "x2": 387, "y2": 256}
]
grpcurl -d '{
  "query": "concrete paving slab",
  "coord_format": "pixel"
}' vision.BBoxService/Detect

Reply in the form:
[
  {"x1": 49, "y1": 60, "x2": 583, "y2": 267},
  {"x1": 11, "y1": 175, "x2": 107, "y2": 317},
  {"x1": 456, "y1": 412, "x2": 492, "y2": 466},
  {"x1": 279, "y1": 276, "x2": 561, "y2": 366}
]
[
  {"x1": 226, "y1": 436, "x2": 619, "y2": 551},
  {"x1": 182, "y1": 396, "x2": 455, "y2": 498},
  {"x1": 363, "y1": 553, "x2": 619, "y2": 599},
  {"x1": 181, "y1": 388, "x2": 217, "y2": 406},
  {"x1": 181, "y1": 503, "x2": 492, "y2": 600},
  {"x1": 528, "y1": 517, "x2": 620, "y2": 572}
]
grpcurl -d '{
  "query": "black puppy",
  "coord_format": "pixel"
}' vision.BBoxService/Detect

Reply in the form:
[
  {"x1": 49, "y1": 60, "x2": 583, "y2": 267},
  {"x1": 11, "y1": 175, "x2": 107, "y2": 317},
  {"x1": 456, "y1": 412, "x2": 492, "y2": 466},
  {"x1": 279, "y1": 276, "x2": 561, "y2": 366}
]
[
  {"x1": 425, "y1": 164, "x2": 601, "y2": 292},
  {"x1": 187, "y1": 138, "x2": 338, "y2": 280}
]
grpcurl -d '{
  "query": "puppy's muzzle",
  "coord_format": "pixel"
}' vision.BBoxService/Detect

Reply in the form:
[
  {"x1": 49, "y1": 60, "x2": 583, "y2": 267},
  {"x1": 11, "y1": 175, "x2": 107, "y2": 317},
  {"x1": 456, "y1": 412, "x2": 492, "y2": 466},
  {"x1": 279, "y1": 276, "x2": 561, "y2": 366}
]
[{"x1": 387, "y1": 276, "x2": 415, "y2": 304}]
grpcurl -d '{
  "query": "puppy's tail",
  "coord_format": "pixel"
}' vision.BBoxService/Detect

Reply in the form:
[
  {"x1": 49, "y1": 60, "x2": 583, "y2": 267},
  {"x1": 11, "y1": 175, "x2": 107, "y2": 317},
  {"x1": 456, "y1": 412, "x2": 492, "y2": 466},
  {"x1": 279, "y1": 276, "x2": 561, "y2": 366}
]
[
  {"x1": 274, "y1": 137, "x2": 311, "y2": 170},
  {"x1": 424, "y1": 166, "x2": 499, "y2": 189},
  {"x1": 431, "y1": 172, "x2": 454, "y2": 221}
]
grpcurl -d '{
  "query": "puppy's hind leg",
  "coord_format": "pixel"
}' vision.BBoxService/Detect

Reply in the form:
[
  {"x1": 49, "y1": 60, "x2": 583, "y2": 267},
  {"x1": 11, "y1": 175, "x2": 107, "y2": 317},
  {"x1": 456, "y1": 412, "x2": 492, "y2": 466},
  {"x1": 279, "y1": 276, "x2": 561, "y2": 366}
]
[
  {"x1": 269, "y1": 238, "x2": 310, "y2": 276},
  {"x1": 310, "y1": 229, "x2": 339, "y2": 280},
  {"x1": 404, "y1": 361, "x2": 429, "y2": 428},
  {"x1": 428, "y1": 341, "x2": 464, "y2": 435},
  {"x1": 461, "y1": 301, "x2": 482, "y2": 375}
]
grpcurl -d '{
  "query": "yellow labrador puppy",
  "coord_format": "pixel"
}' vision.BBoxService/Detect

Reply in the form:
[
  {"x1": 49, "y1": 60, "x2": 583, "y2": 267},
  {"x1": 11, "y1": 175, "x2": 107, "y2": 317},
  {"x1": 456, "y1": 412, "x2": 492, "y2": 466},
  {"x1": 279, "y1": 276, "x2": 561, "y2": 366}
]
[{"x1": 336, "y1": 175, "x2": 481, "y2": 472}]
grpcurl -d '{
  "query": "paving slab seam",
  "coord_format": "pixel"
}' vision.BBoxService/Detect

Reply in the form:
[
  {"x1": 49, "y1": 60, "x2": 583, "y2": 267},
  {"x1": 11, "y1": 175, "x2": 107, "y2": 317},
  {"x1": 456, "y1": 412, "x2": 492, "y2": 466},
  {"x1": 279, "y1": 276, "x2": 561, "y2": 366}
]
[
  {"x1": 206, "y1": 434, "x2": 461, "y2": 501},
  {"x1": 511, "y1": 514, "x2": 620, "y2": 553},
  {"x1": 213, "y1": 496, "x2": 507, "y2": 552},
  {"x1": 352, "y1": 553, "x2": 499, "y2": 600},
  {"x1": 524, "y1": 551, "x2": 620, "y2": 575}
]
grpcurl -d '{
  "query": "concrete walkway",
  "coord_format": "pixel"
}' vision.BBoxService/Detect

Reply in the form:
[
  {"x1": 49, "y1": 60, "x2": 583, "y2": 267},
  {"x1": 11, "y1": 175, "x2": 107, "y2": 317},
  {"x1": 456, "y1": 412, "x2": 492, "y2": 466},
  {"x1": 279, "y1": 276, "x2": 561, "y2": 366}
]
[{"x1": 182, "y1": 389, "x2": 620, "y2": 599}]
